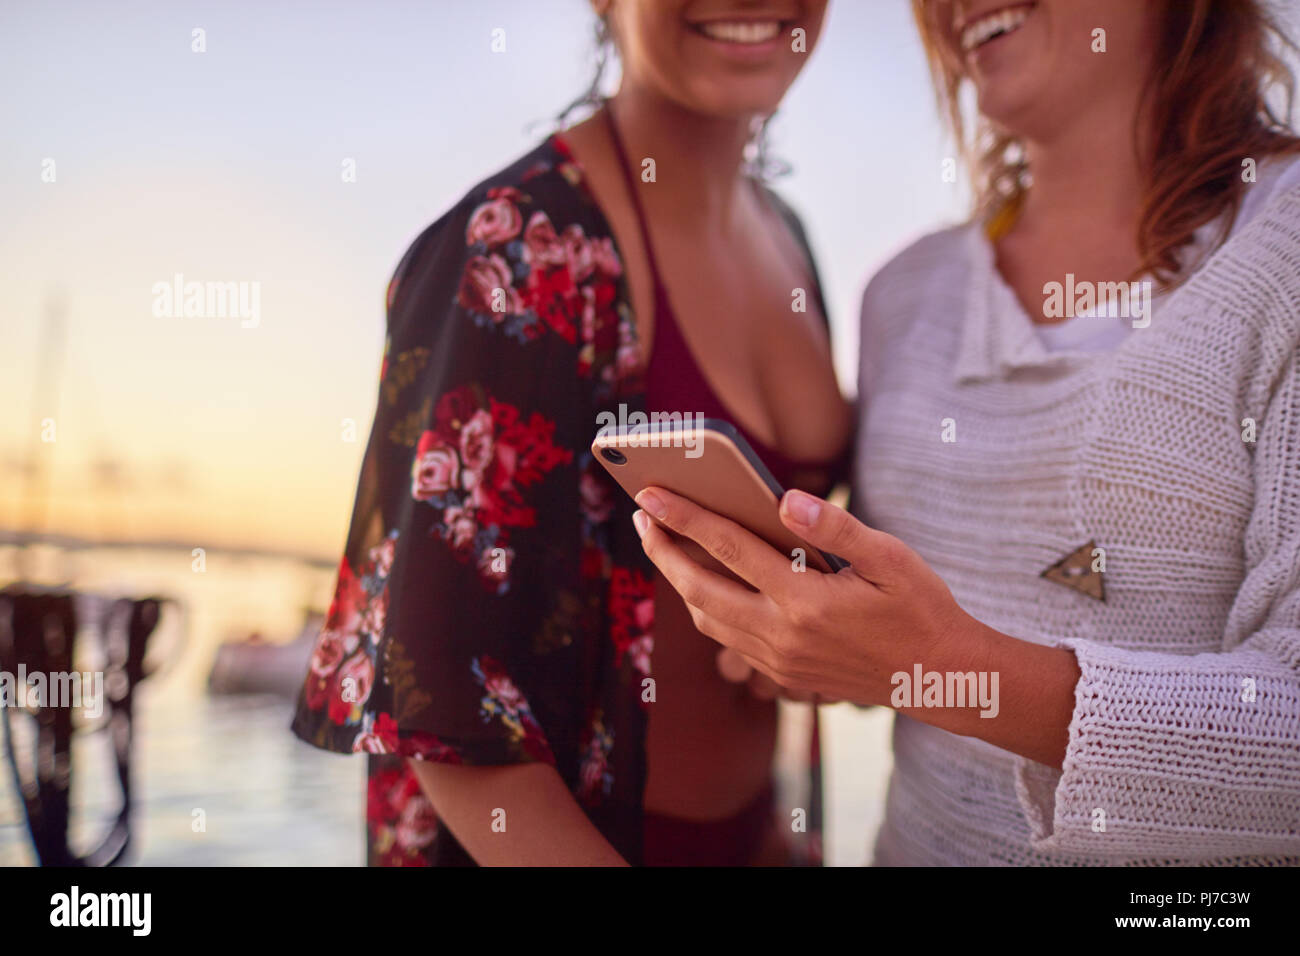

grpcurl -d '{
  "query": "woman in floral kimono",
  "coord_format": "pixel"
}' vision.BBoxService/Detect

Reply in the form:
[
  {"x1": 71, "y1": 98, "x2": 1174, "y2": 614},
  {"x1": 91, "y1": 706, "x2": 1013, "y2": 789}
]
[{"x1": 292, "y1": 0, "x2": 852, "y2": 866}]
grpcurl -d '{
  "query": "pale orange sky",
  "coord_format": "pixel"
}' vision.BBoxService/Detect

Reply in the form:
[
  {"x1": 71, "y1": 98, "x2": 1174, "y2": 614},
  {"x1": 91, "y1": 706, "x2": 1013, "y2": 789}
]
[
  {"x1": 5, "y1": 1, "x2": 1298, "y2": 560},
  {"x1": 0, "y1": 0, "x2": 1001, "y2": 559}
]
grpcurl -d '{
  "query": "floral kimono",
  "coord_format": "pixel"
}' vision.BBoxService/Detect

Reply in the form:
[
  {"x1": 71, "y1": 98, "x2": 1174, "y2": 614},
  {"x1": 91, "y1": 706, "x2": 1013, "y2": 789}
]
[{"x1": 291, "y1": 135, "x2": 829, "y2": 866}]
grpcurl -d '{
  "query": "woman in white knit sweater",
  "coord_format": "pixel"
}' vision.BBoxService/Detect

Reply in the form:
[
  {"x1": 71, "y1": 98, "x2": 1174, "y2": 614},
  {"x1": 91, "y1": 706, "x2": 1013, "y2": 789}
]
[{"x1": 629, "y1": 0, "x2": 1300, "y2": 863}]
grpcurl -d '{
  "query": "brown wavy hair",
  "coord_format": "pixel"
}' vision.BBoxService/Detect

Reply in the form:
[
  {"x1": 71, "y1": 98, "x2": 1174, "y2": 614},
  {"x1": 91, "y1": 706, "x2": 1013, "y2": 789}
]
[{"x1": 913, "y1": 0, "x2": 1300, "y2": 288}]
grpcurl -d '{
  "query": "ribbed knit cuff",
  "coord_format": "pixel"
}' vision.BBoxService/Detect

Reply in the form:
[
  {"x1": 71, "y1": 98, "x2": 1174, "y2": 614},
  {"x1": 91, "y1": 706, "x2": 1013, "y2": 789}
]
[
  {"x1": 1013, "y1": 635, "x2": 1300, "y2": 859},
  {"x1": 1012, "y1": 638, "x2": 1084, "y2": 851},
  {"x1": 1013, "y1": 636, "x2": 1167, "y2": 854}
]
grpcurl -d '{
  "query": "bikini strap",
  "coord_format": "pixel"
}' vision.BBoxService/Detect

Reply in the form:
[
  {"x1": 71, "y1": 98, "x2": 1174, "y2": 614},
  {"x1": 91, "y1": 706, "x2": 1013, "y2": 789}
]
[{"x1": 601, "y1": 106, "x2": 670, "y2": 296}]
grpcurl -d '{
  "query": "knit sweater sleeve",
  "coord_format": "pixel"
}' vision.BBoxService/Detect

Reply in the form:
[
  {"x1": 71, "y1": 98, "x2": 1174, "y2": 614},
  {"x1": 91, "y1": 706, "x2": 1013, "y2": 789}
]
[{"x1": 1015, "y1": 186, "x2": 1300, "y2": 860}]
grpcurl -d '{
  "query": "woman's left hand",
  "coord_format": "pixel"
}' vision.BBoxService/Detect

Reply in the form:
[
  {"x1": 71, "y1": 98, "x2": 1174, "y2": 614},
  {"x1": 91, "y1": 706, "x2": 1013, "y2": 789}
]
[{"x1": 632, "y1": 486, "x2": 989, "y2": 706}]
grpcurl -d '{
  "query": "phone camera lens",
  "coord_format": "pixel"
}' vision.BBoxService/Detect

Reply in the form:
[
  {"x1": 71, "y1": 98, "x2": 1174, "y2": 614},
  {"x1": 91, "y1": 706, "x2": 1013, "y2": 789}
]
[{"x1": 601, "y1": 447, "x2": 627, "y2": 466}]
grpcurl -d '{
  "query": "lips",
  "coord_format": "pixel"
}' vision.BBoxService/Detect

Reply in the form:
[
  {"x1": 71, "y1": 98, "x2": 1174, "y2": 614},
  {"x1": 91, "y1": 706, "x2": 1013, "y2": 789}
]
[
  {"x1": 958, "y1": 2, "x2": 1035, "y2": 53},
  {"x1": 690, "y1": 18, "x2": 788, "y2": 45}
]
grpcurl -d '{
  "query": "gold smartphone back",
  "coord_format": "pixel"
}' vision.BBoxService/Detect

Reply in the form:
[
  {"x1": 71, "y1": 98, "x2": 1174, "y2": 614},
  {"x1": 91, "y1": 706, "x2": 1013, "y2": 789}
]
[{"x1": 591, "y1": 419, "x2": 839, "y2": 573}]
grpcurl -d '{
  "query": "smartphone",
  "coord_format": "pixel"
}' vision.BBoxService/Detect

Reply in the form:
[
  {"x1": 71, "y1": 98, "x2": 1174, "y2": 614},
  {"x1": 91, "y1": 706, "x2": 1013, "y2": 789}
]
[{"x1": 591, "y1": 417, "x2": 848, "y2": 573}]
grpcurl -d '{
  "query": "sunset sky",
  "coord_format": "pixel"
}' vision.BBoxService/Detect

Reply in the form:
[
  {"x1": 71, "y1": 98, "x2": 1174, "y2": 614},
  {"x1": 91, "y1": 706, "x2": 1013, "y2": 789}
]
[{"x1": 1, "y1": 0, "x2": 1014, "y2": 559}]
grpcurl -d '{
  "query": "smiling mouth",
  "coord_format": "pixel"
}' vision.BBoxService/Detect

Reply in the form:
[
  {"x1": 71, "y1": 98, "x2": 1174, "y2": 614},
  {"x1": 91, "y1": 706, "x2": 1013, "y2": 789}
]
[
  {"x1": 690, "y1": 19, "x2": 787, "y2": 45},
  {"x1": 959, "y1": 3, "x2": 1035, "y2": 53}
]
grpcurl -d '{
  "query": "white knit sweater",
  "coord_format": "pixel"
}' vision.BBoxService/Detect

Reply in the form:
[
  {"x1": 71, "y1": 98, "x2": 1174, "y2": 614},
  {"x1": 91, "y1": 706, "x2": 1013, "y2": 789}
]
[{"x1": 854, "y1": 159, "x2": 1300, "y2": 865}]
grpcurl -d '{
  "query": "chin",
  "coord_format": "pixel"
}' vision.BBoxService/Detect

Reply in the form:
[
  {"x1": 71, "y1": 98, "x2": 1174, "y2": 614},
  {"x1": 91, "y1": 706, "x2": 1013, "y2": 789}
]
[
  {"x1": 693, "y1": 89, "x2": 788, "y2": 119},
  {"x1": 974, "y1": 85, "x2": 1041, "y2": 135},
  {"x1": 669, "y1": 68, "x2": 799, "y2": 119}
]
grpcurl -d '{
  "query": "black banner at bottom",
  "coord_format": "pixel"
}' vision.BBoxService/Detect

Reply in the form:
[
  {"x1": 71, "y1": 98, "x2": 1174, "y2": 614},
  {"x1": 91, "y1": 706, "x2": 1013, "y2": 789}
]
[{"x1": 0, "y1": 864, "x2": 1285, "y2": 941}]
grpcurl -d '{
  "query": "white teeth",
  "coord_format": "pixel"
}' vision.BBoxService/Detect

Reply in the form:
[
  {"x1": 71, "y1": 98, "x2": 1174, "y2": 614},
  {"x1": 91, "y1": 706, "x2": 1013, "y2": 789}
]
[
  {"x1": 960, "y1": 5, "x2": 1031, "y2": 53},
  {"x1": 698, "y1": 20, "x2": 781, "y2": 44}
]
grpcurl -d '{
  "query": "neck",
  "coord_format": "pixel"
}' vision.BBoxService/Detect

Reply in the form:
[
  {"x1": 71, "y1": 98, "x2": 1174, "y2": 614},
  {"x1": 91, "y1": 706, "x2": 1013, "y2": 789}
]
[
  {"x1": 1018, "y1": 99, "x2": 1147, "y2": 242},
  {"x1": 607, "y1": 84, "x2": 755, "y2": 225}
]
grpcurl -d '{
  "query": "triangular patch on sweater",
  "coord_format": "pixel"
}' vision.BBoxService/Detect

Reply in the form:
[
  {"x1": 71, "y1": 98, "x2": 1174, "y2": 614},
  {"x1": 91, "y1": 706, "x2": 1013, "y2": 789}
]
[{"x1": 1041, "y1": 540, "x2": 1105, "y2": 601}]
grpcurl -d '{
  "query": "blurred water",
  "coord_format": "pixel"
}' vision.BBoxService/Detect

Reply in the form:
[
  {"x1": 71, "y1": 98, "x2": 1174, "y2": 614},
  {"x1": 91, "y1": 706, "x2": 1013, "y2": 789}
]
[
  {"x1": 0, "y1": 693, "x2": 365, "y2": 867},
  {"x1": 0, "y1": 543, "x2": 891, "y2": 866}
]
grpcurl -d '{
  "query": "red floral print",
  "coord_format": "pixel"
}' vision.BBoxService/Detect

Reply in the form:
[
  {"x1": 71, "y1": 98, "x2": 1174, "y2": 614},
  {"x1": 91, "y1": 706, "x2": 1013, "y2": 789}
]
[
  {"x1": 577, "y1": 712, "x2": 615, "y2": 806},
  {"x1": 458, "y1": 201, "x2": 623, "y2": 347},
  {"x1": 367, "y1": 764, "x2": 438, "y2": 867},
  {"x1": 472, "y1": 655, "x2": 554, "y2": 764},
  {"x1": 409, "y1": 385, "x2": 571, "y2": 592},
  {"x1": 299, "y1": 533, "x2": 396, "y2": 727},
  {"x1": 465, "y1": 190, "x2": 523, "y2": 247},
  {"x1": 609, "y1": 566, "x2": 654, "y2": 678}
]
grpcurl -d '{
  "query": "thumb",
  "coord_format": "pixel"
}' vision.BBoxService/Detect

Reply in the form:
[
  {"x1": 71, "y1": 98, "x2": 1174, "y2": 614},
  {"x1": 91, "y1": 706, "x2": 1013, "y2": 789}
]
[{"x1": 779, "y1": 489, "x2": 905, "y2": 583}]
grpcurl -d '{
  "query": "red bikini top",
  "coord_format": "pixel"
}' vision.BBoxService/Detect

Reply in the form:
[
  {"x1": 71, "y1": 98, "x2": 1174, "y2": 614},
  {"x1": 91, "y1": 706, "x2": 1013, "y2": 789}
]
[{"x1": 594, "y1": 107, "x2": 844, "y2": 494}]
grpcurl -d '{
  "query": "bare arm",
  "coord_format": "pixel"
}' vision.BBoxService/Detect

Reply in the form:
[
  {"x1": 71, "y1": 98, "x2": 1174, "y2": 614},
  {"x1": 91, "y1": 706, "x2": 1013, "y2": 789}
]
[
  {"x1": 900, "y1": 620, "x2": 1079, "y2": 768},
  {"x1": 408, "y1": 760, "x2": 628, "y2": 866}
]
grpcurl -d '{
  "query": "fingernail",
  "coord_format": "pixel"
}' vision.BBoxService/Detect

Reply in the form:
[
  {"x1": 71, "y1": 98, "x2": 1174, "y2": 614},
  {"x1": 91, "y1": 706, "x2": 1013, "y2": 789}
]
[
  {"x1": 635, "y1": 489, "x2": 667, "y2": 519},
  {"x1": 783, "y1": 490, "x2": 821, "y2": 527},
  {"x1": 632, "y1": 509, "x2": 649, "y2": 537}
]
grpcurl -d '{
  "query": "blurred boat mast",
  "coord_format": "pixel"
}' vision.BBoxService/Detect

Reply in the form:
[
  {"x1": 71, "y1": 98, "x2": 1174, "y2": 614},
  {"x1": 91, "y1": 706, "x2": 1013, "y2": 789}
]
[{"x1": 16, "y1": 286, "x2": 69, "y2": 583}]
